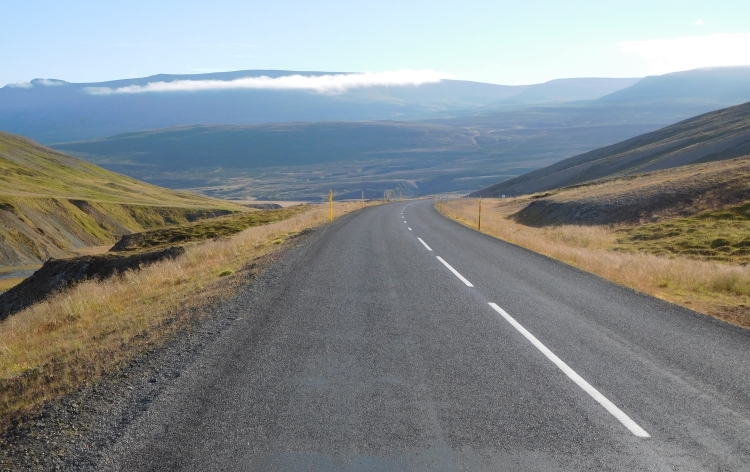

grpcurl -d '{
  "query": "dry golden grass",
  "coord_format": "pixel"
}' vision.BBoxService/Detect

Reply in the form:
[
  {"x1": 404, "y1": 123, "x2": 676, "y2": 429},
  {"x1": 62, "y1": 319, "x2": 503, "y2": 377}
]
[
  {"x1": 0, "y1": 201, "x2": 372, "y2": 430},
  {"x1": 442, "y1": 198, "x2": 750, "y2": 328},
  {"x1": 0, "y1": 278, "x2": 24, "y2": 293}
]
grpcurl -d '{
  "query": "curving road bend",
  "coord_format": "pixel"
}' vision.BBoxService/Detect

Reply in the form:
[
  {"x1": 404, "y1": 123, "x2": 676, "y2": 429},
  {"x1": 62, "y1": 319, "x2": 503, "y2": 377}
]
[{"x1": 97, "y1": 200, "x2": 750, "y2": 471}]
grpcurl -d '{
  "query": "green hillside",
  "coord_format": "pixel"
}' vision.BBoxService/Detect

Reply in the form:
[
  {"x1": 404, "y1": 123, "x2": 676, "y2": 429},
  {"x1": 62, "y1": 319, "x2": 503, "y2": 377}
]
[
  {"x1": 0, "y1": 131, "x2": 237, "y2": 206},
  {"x1": 0, "y1": 131, "x2": 242, "y2": 269}
]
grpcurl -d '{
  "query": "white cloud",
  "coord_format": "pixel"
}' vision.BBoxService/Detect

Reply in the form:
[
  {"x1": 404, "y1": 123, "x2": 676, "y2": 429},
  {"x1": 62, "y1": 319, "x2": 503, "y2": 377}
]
[
  {"x1": 5, "y1": 79, "x2": 67, "y2": 88},
  {"x1": 36, "y1": 79, "x2": 67, "y2": 86},
  {"x1": 84, "y1": 70, "x2": 450, "y2": 95},
  {"x1": 619, "y1": 32, "x2": 750, "y2": 75},
  {"x1": 691, "y1": 19, "x2": 704, "y2": 26}
]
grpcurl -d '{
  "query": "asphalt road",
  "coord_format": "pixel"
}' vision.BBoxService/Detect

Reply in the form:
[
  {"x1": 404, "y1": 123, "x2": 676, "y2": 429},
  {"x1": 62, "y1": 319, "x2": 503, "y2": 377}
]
[{"x1": 97, "y1": 201, "x2": 750, "y2": 471}]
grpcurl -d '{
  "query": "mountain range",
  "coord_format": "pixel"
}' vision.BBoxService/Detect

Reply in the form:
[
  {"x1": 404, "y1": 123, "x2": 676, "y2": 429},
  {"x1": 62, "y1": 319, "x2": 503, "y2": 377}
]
[
  {"x1": 0, "y1": 71, "x2": 639, "y2": 144},
  {"x1": 7, "y1": 66, "x2": 750, "y2": 200}
]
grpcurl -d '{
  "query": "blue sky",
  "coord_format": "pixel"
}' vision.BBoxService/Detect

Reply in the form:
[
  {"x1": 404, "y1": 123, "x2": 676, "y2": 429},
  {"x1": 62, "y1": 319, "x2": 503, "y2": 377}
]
[{"x1": 2, "y1": 0, "x2": 750, "y2": 87}]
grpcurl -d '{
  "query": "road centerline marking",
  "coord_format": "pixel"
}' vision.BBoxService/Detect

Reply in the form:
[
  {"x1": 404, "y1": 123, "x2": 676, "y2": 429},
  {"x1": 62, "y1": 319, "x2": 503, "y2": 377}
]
[
  {"x1": 487, "y1": 302, "x2": 650, "y2": 438},
  {"x1": 436, "y1": 256, "x2": 474, "y2": 287},
  {"x1": 417, "y1": 238, "x2": 433, "y2": 251}
]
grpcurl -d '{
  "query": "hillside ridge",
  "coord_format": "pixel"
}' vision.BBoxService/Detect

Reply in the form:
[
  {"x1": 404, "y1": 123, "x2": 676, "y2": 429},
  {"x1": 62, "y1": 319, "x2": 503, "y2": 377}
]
[
  {"x1": 0, "y1": 131, "x2": 240, "y2": 270},
  {"x1": 471, "y1": 101, "x2": 750, "y2": 197}
]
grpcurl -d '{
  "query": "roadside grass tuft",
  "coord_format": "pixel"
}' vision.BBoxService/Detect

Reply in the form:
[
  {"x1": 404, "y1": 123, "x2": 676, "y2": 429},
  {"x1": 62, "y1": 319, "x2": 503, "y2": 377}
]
[{"x1": 616, "y1": 202, "x2": 750, "y2": 263}]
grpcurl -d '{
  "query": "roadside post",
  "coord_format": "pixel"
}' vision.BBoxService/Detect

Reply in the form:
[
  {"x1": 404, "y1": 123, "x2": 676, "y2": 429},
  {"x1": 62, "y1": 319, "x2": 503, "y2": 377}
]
[
  {"x1": 478, "y1": 199, "x2": 482, "y2": 231},
  {"x1": 329, "y1": 190, "x2": 333, "y2": 222}
]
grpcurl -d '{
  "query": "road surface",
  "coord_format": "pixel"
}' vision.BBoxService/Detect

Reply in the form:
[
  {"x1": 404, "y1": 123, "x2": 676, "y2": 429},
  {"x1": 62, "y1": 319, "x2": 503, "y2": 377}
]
[{"x1": 96, "y1": 201, "x2": 750, "y2": 471}]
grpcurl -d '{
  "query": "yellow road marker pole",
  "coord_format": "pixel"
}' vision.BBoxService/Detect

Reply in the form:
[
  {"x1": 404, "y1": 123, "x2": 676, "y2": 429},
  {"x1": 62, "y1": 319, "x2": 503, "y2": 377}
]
[
  {"x1": 362, "y1": 191, "x2": 364, "y2": 209},
  {"x1": 478, "y1": 199, "x2": 482, "y2": 231},
  {"x1": 329, "y1": 190, "x2": 333, "y2": 222}
]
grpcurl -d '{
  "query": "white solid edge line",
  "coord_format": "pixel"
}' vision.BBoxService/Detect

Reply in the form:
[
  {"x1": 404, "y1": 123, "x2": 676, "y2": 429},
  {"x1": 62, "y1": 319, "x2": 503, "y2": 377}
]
[
  {"x1": 436, "y1": 256, "x2": 474, "y2": 287},
  {"x1": 417, "y1": 237, "x2": 433, "y2": 251},
  {"x1": 487, "y1": 303, "x2": 650, "y2": 438}
]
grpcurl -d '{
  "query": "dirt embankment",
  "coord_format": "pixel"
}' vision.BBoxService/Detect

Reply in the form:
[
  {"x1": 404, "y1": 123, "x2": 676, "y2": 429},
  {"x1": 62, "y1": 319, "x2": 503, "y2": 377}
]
[
  {"x1": 0, "y1": 247, "x2": 185, "y2": 320},
  {"x1": 512, "y1": 156, "x2": 750, "y2": 227}
]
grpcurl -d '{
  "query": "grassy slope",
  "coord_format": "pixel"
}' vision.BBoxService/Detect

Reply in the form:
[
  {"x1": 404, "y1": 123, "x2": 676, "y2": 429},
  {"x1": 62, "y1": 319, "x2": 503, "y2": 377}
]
[
  {"x1": 472, "y1": 101, "x2": 750, "y2": 197},
  {"x1": 511, "y1": 156, "x2": 750, "y2": 227},
  {"x1": 0, "y1": 131, "x2": 233, "y2": 205},
  {"x1": 0, "y1": 131, "x2": 244, "y2": 269}
]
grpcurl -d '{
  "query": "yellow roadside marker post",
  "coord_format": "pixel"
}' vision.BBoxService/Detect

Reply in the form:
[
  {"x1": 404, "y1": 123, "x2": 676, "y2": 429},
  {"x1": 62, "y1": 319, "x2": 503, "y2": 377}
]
[
  {"x1": 362, "y1": 191, "x2": 364, "y2": 209},
  {"x1": 478, "y1": 199, "x2": 482, "y2": 231},
  {"x1": 329, "y1": 190, "x2": 333, "y2": 222},
  {"x1": 384, "y1": 191, "x2": 386, "y2": 203}
]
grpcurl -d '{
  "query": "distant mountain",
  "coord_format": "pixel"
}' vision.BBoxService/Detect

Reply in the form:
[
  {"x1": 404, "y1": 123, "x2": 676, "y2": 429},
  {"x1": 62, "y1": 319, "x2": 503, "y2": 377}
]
[
  {"x1": 492, "y1": 77, "x2": 641, "y2": 105},
  {"x1": 0, "y1": 70, "x2": 639, "y2": 143},
  {"x1": 599, "y1": 66, "x2": 750, "y2": 105},
  {"x1": 470, "y1": 101, "x2": 750, "y2": 197}
]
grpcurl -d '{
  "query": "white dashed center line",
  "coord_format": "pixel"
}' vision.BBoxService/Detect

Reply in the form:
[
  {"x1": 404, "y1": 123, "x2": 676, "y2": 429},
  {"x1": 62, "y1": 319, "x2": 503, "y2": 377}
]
[
  {"x1": 400, "y1": 205, "x2": 647, "y2": 439},
  {"x1": 436, "y1": 256, "x2": 474, "y2": 287},
  {"x1": 487, "y1": 303, "x2": 650, "y2": 438},
  {"x1": 417, "y1": 238, "x2": 432, "y2": 251}
]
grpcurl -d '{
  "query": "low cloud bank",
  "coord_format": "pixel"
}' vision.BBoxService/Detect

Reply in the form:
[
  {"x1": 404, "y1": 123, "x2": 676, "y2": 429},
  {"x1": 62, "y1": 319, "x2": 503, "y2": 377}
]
[
  {"x1": 6, "y1": 79, "x2": 67, "y2": 88},
  {"x1": 85, "y1": 70, "x2": 450, "y2": 95}
]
